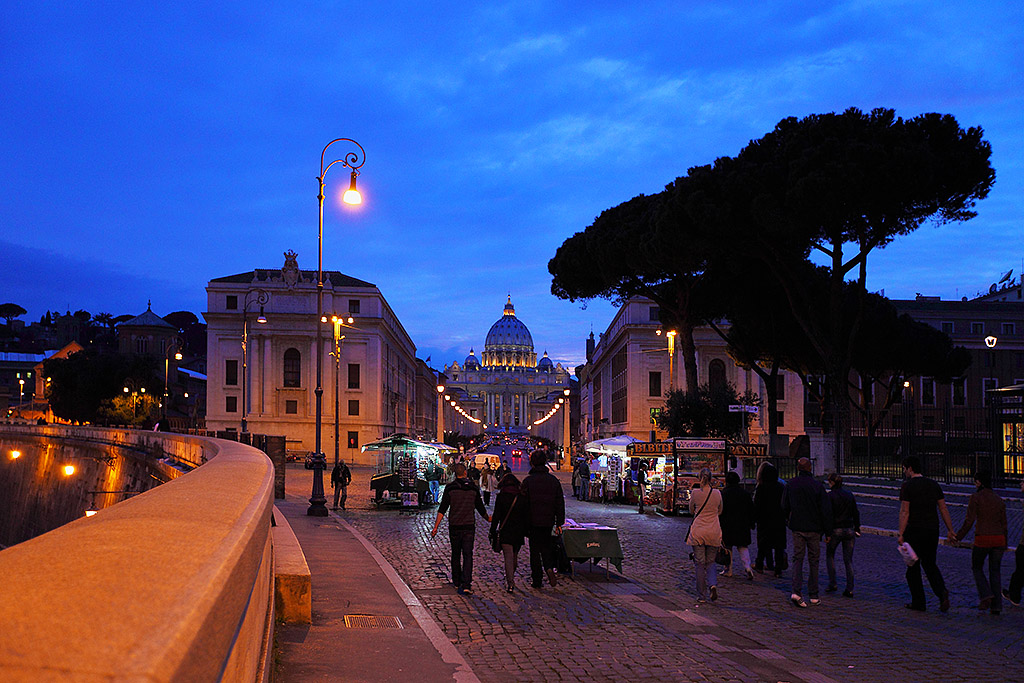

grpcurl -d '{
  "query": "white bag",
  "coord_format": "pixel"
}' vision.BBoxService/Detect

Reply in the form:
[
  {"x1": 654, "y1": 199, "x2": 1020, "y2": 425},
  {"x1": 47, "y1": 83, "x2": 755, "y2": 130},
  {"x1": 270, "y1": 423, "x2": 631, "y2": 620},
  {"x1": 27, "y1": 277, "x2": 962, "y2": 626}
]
[{"x1": 897, "y1": 541, "x2": 918, "y2": 566}]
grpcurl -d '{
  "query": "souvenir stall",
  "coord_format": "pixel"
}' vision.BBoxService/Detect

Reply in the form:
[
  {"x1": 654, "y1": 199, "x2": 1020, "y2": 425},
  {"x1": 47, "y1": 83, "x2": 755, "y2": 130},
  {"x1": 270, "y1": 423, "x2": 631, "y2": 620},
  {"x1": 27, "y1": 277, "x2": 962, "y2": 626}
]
[
  {"x1": 363, "y1": 434, "x2": 444, "y2": 508},
  {"x1": 583, "y1": 435, "x2": 641, "y2": 502},
  {"x1": 625, "y1": 441, "x2": 675, "y2": 510}
]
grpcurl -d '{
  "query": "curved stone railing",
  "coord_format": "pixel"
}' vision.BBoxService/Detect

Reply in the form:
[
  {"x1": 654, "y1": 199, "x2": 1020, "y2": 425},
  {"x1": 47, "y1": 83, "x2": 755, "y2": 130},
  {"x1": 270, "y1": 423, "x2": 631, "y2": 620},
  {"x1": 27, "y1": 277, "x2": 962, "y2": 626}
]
[{"x1": 0, "y1": 426, "x2": 275, "y2": 681}]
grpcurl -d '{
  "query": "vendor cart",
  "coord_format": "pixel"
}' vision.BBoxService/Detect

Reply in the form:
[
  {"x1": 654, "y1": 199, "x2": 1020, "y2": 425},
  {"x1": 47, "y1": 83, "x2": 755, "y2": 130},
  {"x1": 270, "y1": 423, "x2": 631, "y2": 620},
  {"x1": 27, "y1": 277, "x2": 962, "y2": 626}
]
[{"x1": 363, "y1": 434, "x2": 443, "y2": 508}]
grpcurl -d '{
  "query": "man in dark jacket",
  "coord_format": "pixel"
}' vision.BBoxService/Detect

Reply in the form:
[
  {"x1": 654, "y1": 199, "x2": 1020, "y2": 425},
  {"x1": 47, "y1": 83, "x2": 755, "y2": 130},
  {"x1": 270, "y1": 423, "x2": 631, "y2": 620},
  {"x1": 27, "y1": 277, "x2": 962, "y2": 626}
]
[
  {"x1": 520, "y1": 450, "x2": 566, "y2": 589},
  {"x1": 431, "y1": 463, "x2": 491, "y2": 595},
  {"x1": 825, "y1": 473, "x2": 860, "y2": 597},
  {"x1": 331, "y1": 459, "x2": 352, "y2": 510},
  {"x1": 782, "y1": 457, "x2": 832, "y2": 608}
]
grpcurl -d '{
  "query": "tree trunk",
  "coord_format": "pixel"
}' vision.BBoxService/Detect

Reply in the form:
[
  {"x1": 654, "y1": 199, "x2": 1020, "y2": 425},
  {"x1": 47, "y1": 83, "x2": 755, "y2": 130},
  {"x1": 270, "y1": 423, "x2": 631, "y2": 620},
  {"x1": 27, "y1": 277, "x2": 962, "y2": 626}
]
[{"x1": 680, "y1": 321, "x2": 699, "y2": 395}]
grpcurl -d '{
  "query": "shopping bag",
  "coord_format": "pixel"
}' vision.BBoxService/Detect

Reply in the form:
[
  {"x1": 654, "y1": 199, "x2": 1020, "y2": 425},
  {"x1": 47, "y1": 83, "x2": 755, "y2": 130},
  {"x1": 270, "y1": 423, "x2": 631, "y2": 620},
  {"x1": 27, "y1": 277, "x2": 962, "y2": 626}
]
[
  {"x1": 714, "y1": 546, "x2": 732, "y2": 566},
  {"x1": 897, "y1": 541, "x2": 918, "y2": 566}
]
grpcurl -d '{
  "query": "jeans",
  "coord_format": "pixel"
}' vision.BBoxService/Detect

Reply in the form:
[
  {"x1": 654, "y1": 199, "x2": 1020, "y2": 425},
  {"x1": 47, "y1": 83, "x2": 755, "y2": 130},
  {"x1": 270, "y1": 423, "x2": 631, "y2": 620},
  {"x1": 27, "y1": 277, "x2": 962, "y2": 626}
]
[
  {"x1": 501, "y1": 543, "x2": 520, "y2": 587},
  {"x1": 483, "y1": 490, "x2": 491, "y2": 506},
  {"x1": 527, "y1": 526, "x2": 555, "y2": 586},
  {"x1": 904, "y1": 527, "x2": 946, "y2": 609},
  {"x1": 332, "y1": 484, "x2": 347, "y2": 509},
  {"x1": 971, "y1": 546, "x2": 1004, "y2": 610},
  {"x1": 449, "y1": 527, "x2": 475, "y2": 590},
  {"x1": 826, "y1": 528, "x2": 856, "y2": 591},
  {"x1": 1008, "y1": 545, "x2": 1024, "y2": 603},
  {"x1": 692, "y1": 544, "x2": 718, "y2": 599},
  {"x1": 791, "y1": 531, "x2": 822, "y2": 598},
  {"x1": 428, "y1": 480, "x2": 440, "y2": 504}
]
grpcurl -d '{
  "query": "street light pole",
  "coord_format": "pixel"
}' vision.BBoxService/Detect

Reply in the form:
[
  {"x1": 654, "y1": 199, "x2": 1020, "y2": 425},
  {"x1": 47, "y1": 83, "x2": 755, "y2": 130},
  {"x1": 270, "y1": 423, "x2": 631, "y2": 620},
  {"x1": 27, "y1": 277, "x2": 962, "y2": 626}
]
[
  {"x1": 310, "y1": 138, "x2": 365, "y2": 517},
  {"x1": 163, "y1": 337, "x2": 183, "y2": 423},
  {"x1": 436, "y1": 384, "x2": 445, "y2": 443},
  {"x1": 331, "y1": 315, "x2": 353, "y2": 468},
  {"x1": 562, "y1": 387, "x2": 571, "y2": 471},
  {"x1": 241, "y1": 290, "x2": 269, "y2": 433}
]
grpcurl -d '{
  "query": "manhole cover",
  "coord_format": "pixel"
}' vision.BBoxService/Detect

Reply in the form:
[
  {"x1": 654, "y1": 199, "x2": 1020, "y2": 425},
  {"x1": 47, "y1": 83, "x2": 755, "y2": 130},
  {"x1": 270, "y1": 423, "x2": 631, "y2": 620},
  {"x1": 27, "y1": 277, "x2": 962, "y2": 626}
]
[{"x1": 344, "y1": 614, "x2": 403, "y2": 629}]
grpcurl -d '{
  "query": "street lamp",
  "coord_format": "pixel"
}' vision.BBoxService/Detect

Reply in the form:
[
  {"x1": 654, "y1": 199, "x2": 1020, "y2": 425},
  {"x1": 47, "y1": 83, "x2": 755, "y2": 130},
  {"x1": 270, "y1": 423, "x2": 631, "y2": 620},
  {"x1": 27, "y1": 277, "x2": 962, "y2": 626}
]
[
  {"x1": 123, "y1": 379, "x2": 144, "y2": 422},
  {"x1": 331, "y1": 314, "x2": 354, "y2": 467},
  {"x1": 241, "y1": 289, "x2": 269, "y2": 433},
  {"x1": 310, "y1": 138, "x2": 365, "y2": 517},
  {"x1": 18, "y1": 378, "x2": 25, "y2": 416},
  {"x1": 436, "y1": 384, "x2": 445, "y2": 443},
  {"x1": 562, "y1": 387, "x2": 571, "y2": 470},
  {"x1": 163, "y1": 337, "x2": 184, "y2": 423}
]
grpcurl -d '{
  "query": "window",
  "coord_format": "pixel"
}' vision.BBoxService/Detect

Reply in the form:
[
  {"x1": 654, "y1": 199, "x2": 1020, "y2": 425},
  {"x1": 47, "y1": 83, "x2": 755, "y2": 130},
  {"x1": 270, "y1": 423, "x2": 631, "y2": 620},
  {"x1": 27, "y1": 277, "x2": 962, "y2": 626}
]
[
  {"x1": 348, "y1": 399, "x2": 359, "y2": 416},
  {"x1": 593, "y1": 373, "x2": 602, "y2": 422},
  {"x1": 649, "y1": 306, "x2": 660, "y2": 321},
  {"x1": 226, "y1": 396, "x2": 237, "y2": 413},
  {"x1": 940, "y1": 321, "x2": 954, "y2": 334},
  {"x1": 1003, "y1": 322, "x2": 1016, "y2": 335},
  {"x1": 347, "y1": 431, "x2": 359, "y2": 449},
  {"x1": 708, "y1": 359, "x2": 727, "y2": 392},
  {"x1": 135, "y1": 338, "x2": 149, "y2": 354},
  {"x1": 611, "y1": 347, "x2": 627, "y2": 424},
  {"x1": 921, "y1": 377, "x2": 935, "y2": 406},
  {"x1": 649, "y1": 371, "x2": 662, "y2": 397},
  {"x1": 348, "y1": 363, "x2": 360, "y2": 389},
  {"x1": 776, "y1": 372, "x2": 786, "y2": 401},
  {"x1": 650, "y1": 407, "x2": 662, "y2": 425},
  {"x1": 348, "y1": 299, "x2": 360, "y2": 314},
  {"x1": 971, "y1": 322, "x2": 984, "y2": 335},
  {"x1": 776, "y1": 411, "x2": 785, "y2": 428},
  {"x1": 225, "y1": 359, "x2": 238, "y2": 386},
  {"x1": 285, "y1": 400, "x2": 298, "y2": 414},
  {"x1": 952, "y1": 378, "x2": 966, "y2": 406},
  {"x1": 226, "y1": 295, "x2": 238, "y2": 310},
  {"x1": 283, "y1": 348, "x2": 301, "y2": 387}
]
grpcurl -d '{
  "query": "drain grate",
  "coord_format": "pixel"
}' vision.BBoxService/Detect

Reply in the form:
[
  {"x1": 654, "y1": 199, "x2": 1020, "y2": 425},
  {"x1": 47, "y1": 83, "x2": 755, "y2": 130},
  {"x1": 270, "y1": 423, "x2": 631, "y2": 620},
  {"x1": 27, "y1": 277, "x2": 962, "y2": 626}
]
[{"x1": 344, "y1": 614, "x2": 403, "y2": 629}]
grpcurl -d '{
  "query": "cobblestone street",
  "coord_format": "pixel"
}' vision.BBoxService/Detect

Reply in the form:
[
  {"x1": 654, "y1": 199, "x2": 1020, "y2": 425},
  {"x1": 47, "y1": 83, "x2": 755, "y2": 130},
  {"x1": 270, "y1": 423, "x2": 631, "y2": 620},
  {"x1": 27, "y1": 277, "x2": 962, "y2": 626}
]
[{"x1": 304, "y1": 465, "x2": 1023, "y2": 682}]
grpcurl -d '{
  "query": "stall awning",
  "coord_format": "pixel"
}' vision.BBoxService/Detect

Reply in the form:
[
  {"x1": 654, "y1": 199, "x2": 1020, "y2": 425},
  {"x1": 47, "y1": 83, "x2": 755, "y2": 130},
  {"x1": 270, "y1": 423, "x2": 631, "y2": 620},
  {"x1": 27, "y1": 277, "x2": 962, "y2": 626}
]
[{"x1": 584, "y1": 435, "x2": 642, "y2": 456}]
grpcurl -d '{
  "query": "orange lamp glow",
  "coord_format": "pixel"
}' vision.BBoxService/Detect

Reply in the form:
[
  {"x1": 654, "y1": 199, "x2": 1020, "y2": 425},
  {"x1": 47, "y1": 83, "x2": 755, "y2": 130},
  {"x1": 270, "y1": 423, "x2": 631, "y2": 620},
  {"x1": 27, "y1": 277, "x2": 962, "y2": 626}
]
[
  {"x1": 63, "y1": 464, "x2": 76, "y2": 476},
  {"x1": 342, "y1": 171, "x2": 361, "y2": 205}
]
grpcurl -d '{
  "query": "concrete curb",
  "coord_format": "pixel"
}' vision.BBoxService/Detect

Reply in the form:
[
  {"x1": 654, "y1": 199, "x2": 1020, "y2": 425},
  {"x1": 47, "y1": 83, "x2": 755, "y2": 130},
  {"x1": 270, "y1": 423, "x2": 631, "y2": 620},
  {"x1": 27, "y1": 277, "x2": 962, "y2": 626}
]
[{"x1": 271, "y1": 505, "x2": 312, "y2": 624}]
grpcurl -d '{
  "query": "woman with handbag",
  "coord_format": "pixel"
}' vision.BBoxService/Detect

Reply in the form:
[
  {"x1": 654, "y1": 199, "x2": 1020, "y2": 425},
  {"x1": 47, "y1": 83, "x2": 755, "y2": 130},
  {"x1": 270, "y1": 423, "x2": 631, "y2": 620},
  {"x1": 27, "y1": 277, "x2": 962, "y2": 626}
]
[
  {"x1": 687, "y1": 468, "x2": 724, "y2": 603},
  {"x1": 490, "y1": 472, "x2": 528, "y2": 592}
]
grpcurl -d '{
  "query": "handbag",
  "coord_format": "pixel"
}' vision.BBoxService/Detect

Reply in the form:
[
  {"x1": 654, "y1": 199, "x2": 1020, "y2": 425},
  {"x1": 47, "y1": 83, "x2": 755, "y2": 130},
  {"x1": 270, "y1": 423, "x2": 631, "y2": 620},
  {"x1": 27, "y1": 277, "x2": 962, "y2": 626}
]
[
  {"x1": 491, "y1": 495, "x2": 518, "y2": 553},
  {"x1": 714, "y1": 546, "x2": 732, "y2": 566},
  {"x1": 684, "y1": 486, "x2": 714, "y2": 545}
]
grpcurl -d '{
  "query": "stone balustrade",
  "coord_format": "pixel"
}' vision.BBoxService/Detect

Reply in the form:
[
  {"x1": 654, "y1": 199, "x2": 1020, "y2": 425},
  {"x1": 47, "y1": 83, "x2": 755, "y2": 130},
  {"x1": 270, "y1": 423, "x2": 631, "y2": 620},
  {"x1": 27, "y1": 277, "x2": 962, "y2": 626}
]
[{"x1": 0, "y1": 426, "x2": 276, "y2": 682}]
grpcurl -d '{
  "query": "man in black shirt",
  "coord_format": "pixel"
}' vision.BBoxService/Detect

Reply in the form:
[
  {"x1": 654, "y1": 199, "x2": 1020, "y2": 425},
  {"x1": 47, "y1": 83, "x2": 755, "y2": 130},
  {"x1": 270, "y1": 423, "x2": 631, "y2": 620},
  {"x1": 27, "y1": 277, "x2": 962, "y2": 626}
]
[
  {"x1": 331, "y1": 459, "x2": 352, "y2": 510},
  {"x1": 898, "y1": 455, "x2": 957, "y2": 612},
  {"x1": 431, "y1": 463, "x2": 491, "y2": 595}
]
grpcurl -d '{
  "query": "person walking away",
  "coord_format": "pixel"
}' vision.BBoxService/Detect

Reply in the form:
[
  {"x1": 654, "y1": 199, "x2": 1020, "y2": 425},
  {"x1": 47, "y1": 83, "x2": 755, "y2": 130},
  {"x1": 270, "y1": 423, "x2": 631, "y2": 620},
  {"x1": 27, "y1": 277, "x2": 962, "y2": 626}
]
[
  {"x1": 571, "y1": 460, "x2": 581, "y2": 500},
  {"x1": 490, "y1": 472, "x2": 528, "y2": 592},
  {"x1": 425, "y1": 461, "x2": 442, "y2": 505},
  {"x1": 720, "y1": 471, "x2": 756, "y2": 579},
  {"x1": 753, "y1": 462, "x2": 787, "y2": 577},
  {"x1": 519, "y1": 450, "x2": 566, "y2": 589},
  {"x1": 637, "y1": 460, "x2": 649, "y2": 513},
  {"x1": 431, "y1": 463, "x2": 491, "y2": 595},
  {"x1": 825, "y1": 473, "x2": 860, "y2": 597},
  {"x1": 480, "y1": 462, "x2": 494, "y2": 506},
  {"x1": 1003, "y1": 478, "x2": 1024, "y2": 608},
  {"x1": 782, "y1": 457, "x2": 832, "y2": 608},
  {"x1": 955, "y1": 470, "x2": 1007, "y2": 614},
  {"x1": 468, "y1": 460, "x2": 481, "y2": 486},
  {"x1": 687, "y1": 468, "x2": 723, "y2": 603},
  {"x1": 898, "y1": 455, "x2": 956, "y2": 612},
  {"x1": 331, "y1": 459, "x2": 352, "y2": 510}
]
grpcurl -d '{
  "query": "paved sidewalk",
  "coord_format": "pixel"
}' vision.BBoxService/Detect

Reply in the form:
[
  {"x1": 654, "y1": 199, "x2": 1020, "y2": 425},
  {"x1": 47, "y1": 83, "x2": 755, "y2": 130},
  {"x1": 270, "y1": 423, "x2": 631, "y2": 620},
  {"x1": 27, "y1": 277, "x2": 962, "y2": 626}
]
[{"x1": 275, "y1": 477, "x2": 478, "y2": 682}]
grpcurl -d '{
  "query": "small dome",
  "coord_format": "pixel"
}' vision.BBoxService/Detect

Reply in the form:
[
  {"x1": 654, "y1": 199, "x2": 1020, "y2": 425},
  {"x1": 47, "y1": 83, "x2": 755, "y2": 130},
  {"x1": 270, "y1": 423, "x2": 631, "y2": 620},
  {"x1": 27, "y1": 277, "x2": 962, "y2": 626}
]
[
  {"x1": 464, "y1": 349, "x2": 480, "y2": 368},
  {"x1": 538, "y1": 351, "x2": 553, "y2": 371}
]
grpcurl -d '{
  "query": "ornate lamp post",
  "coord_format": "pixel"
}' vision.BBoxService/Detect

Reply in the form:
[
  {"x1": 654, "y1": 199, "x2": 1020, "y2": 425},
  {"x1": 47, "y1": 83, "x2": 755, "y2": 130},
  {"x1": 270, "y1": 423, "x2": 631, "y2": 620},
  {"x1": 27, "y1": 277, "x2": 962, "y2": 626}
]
[
  {"x1": 436, "y1": 384, "x2": 445, "y2": 443},
  {"x1": 163, "y1": 338, "x2": 183, "y2": 423},
  {"x1": 562, "y1": 387, "x2": 571, "y2": 470},
  {"x1": 331, "y1": 314, "x2": 354, "y2": 467},
  {"x1": 309, "y1": 138, "x2": 365, "y2": 517},
  {"x1": 241, "y1": 289, "x2": 269, "y2": 432}
]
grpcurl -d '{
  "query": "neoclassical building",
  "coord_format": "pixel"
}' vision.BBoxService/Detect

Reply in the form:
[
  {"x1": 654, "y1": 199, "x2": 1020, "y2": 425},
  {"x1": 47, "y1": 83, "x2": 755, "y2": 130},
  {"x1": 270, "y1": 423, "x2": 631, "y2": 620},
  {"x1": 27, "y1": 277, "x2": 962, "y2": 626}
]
[
  {"x1": 205, "y1": 251, "x2": 429, "y2": 463},
  {"x1": 442, "y1": 297, "x2": 572, "y2": 441}
]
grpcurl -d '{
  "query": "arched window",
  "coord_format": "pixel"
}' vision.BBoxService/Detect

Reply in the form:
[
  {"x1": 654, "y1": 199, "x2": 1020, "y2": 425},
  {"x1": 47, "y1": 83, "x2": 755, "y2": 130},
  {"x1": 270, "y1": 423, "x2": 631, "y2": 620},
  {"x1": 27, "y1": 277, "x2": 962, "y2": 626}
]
[
  {"x1": 283, "y1": 348, "x2": 301, "y2": 387},
  {"x1": 708, "y1": 358, "x2": 727, "y2": 392}
]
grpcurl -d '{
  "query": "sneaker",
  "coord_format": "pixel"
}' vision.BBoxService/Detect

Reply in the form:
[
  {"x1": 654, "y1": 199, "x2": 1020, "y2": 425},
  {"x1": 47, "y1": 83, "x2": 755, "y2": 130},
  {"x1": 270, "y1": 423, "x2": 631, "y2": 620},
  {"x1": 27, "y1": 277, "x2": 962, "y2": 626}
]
[
  {"x1": 825, "y1": 584, "x2": 838, "y2": 593},
  {"x1": 940, "y1": 590, "x2": 951, "y2": 613},
  {"x1": 790, "y1": 594, "x2": 807, "y2": 608},
  {"x1": 842, "y1": 589, "x2": 854, "y2": 598},
  {"x1": 457, "y1": 587, "x2": 466, "y2": 595},
  {"x1": 461, "y1": 586, "x2": 473, "y2": 595},
  {"x1": 1002, "y1": 588, "x2": 1021, "y2": 607},
  {"x1": 710, "y1": 586, "x2": 718, "y2": 601},
  {"x1": 809, "y1": 598, "x2": 821, "y2": 606}
]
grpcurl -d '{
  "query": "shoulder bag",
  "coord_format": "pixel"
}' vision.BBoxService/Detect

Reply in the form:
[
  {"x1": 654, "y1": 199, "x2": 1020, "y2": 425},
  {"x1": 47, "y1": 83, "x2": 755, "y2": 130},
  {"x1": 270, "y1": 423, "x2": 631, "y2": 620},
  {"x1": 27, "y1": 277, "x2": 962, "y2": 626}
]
[{"x1": 490, "y1": 495, "x2": 518, "y2": 553}]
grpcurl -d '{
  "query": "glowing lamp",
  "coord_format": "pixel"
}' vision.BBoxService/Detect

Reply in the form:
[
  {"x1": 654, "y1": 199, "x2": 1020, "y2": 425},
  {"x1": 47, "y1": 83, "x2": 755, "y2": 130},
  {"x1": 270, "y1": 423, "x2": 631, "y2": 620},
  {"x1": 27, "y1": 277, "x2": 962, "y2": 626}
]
[
  {"x1": 10, "y1": 450, "x2": 20, "y2": 459},
  {"x1": 85, "y1": 510, "x2": 98, "y2": 517},
  {"x1": 63, "y1": 464, "x2": 76, "y2": 476},
  {"x1": 257, "y1": 307, "x2": 267, "y2": 324},
  {"x1": 985, "y1": 335, "x2": 998, "y2": 348},
  {"x1": 174, "y1": 351, "x2": 183, "y2": 361},
  {"x1": 903, "y1": 381, "x2": 911, "y2": 388},
  {"x1": 342, "y1": 171, "x2": 362, "y2": 205},
  {"x1": 123, "y1": 386, "x2": 129, "y2": 393}
]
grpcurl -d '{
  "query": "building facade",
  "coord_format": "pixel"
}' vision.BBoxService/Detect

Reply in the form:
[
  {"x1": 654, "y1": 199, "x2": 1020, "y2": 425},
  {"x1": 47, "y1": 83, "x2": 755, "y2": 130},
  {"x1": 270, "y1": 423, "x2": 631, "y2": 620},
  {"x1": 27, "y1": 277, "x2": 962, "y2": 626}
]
[
  {"x1": 205, "y1": 251, "x2": 429, "y2": 464},
  {"x1": 578, "y1": 297, "x2": 805, "y2": 446},
  {"x1": 442, "y1": 297, "x2": 573, "y2": 445}
]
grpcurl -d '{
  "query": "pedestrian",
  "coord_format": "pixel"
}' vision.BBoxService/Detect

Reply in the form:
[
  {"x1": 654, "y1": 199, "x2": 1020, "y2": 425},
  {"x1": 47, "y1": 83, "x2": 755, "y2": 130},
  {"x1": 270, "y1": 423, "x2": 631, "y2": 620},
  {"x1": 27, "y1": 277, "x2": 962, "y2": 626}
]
[
  {"x1": 490, "y1": 471, "x2": 528, "y2": 592},
  {"x1": 330, "y1": 458, "x2": 352, "y2": 510},
  {"x1": 480, "y1": 462, "x2": 494, "y2": 506},
  {"x1": 495, "y1": 460, "x2": 509, "y2": 483},
  {"x1": 468, "y1": 459, "x2": 481, "y2": 485},
  {"x1": 954, "y1": 470, "x2": 1007, "y2": 614},
  {"x1": 898, "y1": 455, "x2": 956, "y2": 612},
  {"x1": 1002, "y1": 478, "x2": 1024, "y2": 608},
  {"x1": 753, "y1": 461, "x2": 787, "y2": 577},
  {"x1": 720, "y1": 471, "x2": 756, "y2": 580},
  {"x1": 519, "y1": 450, "x2": 566, "y2": 589},
  {"x1": 687, "y1": 468, "x2": 723, "y2": 603},
  {"x1": 571, "y1": 460, "x2": 581, "y2": 500},
  {"x1": 425, "y1": 460, "x2": 442, "y2": 505},
  {"x1": 430, "y1": 463, "x2": 491, "y2": 595},
  {"x1": 825, "y1": 472, "x2": 860, "y2": 598},
  {"x1": 637, "y1": 460, "x2": 648, "y2": 513},
  {"x1": 782, "y1": 457, "x2": 832, "y2": 608},
  {"x1": 578, "y1": 458, "x2": 591, "y2": 501}
]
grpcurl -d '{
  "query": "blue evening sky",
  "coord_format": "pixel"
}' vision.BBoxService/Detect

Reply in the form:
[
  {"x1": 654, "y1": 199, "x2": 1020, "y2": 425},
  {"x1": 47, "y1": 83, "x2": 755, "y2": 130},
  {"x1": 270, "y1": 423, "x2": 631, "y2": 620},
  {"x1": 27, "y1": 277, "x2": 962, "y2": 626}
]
[{"x1": 2, "y1": 2, "x2": 1022, "y2": 370}]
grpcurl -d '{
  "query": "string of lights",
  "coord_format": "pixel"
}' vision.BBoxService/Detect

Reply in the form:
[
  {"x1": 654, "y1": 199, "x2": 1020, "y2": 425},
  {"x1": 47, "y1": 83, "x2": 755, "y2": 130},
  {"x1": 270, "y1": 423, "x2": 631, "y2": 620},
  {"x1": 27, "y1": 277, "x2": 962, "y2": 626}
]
[{"x1": 532, "y1": 396, "x2": 566, "y2": 426}]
